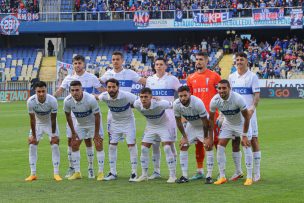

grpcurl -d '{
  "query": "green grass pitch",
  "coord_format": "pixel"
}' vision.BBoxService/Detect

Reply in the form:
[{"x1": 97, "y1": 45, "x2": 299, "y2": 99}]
[{"x1": 0, "y1": 99, "x2": 303, "y2": 202}]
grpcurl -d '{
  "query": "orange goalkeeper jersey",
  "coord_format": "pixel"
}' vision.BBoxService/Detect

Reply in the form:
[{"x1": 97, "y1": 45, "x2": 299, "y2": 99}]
[{"x1": 187, "y1": 69, "x2": 221, "y2": 112}]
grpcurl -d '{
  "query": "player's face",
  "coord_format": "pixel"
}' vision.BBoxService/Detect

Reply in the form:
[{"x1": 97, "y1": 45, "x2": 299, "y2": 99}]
[
  {"x1": 217, "y1": 83, "x2": 230, "y2": 100},
  {"x1": 112, "y1": 55, "x2": 123, "y2": 70},
  {"x1": 107, "y1": 82, "x2": 119, "y2": 98},
  {"x1": 140, "y1": 93, "x2": 152, "y2": 108},
  {"x1": 154, "y1": 60, "x2": 166, "y2": 75},
  {"x1": 178, "y1": 90, "x2": 191, "y2": 106},
  {"x1": 236, "y1": 56, "x2": 248, "y2": 71},
  {"x1": 70, "y1": 85, "x2": 83, "y2": 101},
  {"x1": 73, "y1": 60, "x2": 85, "y2": 75},
  {"x1": 35, "y1": 86, "x2": 47, "y2": 103},
  {"x1": 195, "y1": 55, "x2": 208, "y2": 72}
]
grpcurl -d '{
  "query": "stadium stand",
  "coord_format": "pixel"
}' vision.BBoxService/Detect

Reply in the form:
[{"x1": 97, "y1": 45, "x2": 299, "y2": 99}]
[{"x1": 0, "y1": 0, "x2": 39, "y2": 13}]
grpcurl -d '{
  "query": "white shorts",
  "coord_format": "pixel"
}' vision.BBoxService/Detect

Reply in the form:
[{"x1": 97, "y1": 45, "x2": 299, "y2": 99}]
[
  {"x1": 248, "y1": 113, "x2": 258, "y2": 140},
  {"x1": 142, "y1": 126, "x2": 176, "y2": 144},
  {"x1": 75, "y1": 125, "x2": 104, "y2": 140},
  {"x1": 185, "y1": 123, "x2": 205, "y2": 144},
  {"x1": 219, "y1": 123, "x2": 242, "y2": 140},
  {"x1": 107, "y1": 110, "x2": 112, "y2": 134},
  {"x1": 29, "y1": 124, "x2": 59, "y2": 141},
  {"x1": 109, "y1": 118, "x2": 136, "y2": 144}
]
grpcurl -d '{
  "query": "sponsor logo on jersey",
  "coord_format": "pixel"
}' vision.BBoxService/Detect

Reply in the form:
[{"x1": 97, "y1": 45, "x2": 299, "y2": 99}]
[
  {"x1": 144, "y1": 110, "x2": 165, "y2": 119},
  {"x1": 73, "y1": 110, "x2": 93, "y2": 118},
  {"x1": 108, "y1": 103, "x2": 131, "y2": 112},
  {"x1": 34, "y1": 110, "x2": 51, "y2": 116},
  {"x1": 232, "y1": 87, "x2": 253, "y2": 95},
  {"x1": 183, "y1": 114, "x2": 200, "y2": 121},
  {"x1": 151, "y1": 89, "x2": 175, "y2": 96},
  {"x1": 221, "y1": 108, "x2": 240, "y2": 115}
]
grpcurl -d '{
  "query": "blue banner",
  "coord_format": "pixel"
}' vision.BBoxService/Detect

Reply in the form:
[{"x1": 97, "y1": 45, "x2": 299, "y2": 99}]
[
  {"x1": 252, "y1": 8, "x2": 284, "y2": 21},
  {"x1": 290, "y1": 9, "x2": 303, "y2": 29},
  {"x1": 193, "y1": 12, "x2": 232, "y2": 24},
  {"x1": 175, "y1": 10, "x2": 183, "y2": 22}
]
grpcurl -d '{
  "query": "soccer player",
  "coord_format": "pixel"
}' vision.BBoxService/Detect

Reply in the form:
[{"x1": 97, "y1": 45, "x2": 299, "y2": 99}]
[
  {"x1": 209, "y1": 80, "x2": 253, "y2": 186},
  {"x1": 134, "y1": 88, "x2": 177, "y2": 183},
  {"x1": 25, "y1": 81, "x2": 61, "y2": 182},
  {"x1": 228, "y1": 52, "x2": 261, "y2": 182},
  {"x1": 98, "y1": 78, "x2": 138, "y2": 181},
  {"x1": 54, "y1": 55, "x2": 104, "y2": 179},
  {"x1": 145, "y1": 57, "x2": 181, "y2": 180},
  {"x1": 173, "y1": 86, "x2": 214, "y2": 184},
  {"x1": 63, "y1": 81, "x2": 105, "y2": 180},
  {"x1": 186, "y1": 52, "x2": 221, "y2": 180}
]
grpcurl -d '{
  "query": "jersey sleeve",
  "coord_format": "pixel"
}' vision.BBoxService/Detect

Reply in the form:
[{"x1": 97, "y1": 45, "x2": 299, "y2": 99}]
[
  {"x1": 99, "y1": 71, "x2": 108, "y2": 83},
  {"x1": 127, "y1": 92, "x2": 138, "y2": 105},
  {"x1": 63, "y1": 98, "x2": 71, "y2": 113},
  {"x1": 159, "y1": 100, "x2": 173, "y2": 109},
  {"x1": 237, "y1": 95, "x2": 248, "y2": 111},
  {"x1": 92, "y1": 75, "x2": 102, "y2": 88},
  {"x1": 98, "y1": 92, "x2": 106, "y2": 102},
  {"x1": 186, "y1": 76, "x2": 193, "y2": 94},
  {"x1": 196, "y1": 99, "x2": 208, "y2": 118},
  {"x1": 50, "y1": 97, "x2": 58, "y2": 113},
  {"x1": 251, "y1": 74, "x2": 260, "y2": 93},
  {"x1": 173, "y1": 100, "x2": 181, "y2": 117},
  {"x1": 130, "y1": 70, "x2": 141, "y2": 83},
  {"x1": 133, "y1": 99, "x2": 141, "y2": 111},
  {"x1": 214, "y1": 72, "x2": 222, "y2": 87},
  {"x1": 209, "y1": 96, "x2": 217, "y2": 113},
  {"x1": 60, "y1": 76, "x2": 70, "y2": 89},
  {"x1": 172, "y1": 76, "x2": 181, "y2": 91},
  {"x1": 90, "y1": 97, "x2": 100, "y2": 114},
  {"x1": 27, "y1": 99, "x2": 34, "y2": 114}
]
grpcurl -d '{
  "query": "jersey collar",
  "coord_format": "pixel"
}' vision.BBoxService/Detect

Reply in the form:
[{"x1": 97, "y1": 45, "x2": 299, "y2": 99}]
[{"x1": 35, "y1": 94, "x2": 49, "y2": 105}]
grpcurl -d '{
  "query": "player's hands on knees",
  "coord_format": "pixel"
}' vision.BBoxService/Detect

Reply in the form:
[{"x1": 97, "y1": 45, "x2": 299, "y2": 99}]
[
  {"x1": 28, "y1": 136, "x2": 38, "y2": 145},
  {"x1": 203, "y1": 136, "x2": 213, "y2": 150},
  {"x1": 71, "y1": 133, "x2": 80, "y2": 148},
  {"x1": 94, "y1": 135, "x2": 103, "y2": 148},
  {"x1": 179, "y1": 136, "x2": 189, "y2": 149},
  {"x1": 241, "y1": 135, "x2": 250, "y2": 147}
]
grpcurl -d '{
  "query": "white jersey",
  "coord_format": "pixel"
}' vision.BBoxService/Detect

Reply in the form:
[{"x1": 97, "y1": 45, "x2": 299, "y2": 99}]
[
  {"x1": 173, "y1": 95, "x2": 208, "y2": 127},
  {"x1": 27, "y1": 94, "x2": 58, "y2": 125},
  {"x1": 61, "y1": 72, "x2": 101, "y2": 93},
  {"x1": 134, "y1": 99, "x2": 172, "y2": 128},
  {"x1": 63, "y1": 92, "x2": 100, "y2": 128},
  {"x1": 228, "y1": 70, "x2": 260, "y2": 107},
  {"x1": 210, "y1": 92, "x2": 247, "y2": 127},
  {"x1": 98, "y1": 90, "x2": 137, "y2": 122},
  {"x1": 100, "y1": 68, "x2": 140, "y2": 92}
]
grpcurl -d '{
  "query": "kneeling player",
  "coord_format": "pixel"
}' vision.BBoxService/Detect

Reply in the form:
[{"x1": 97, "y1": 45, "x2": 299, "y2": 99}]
[
  {"x1": 134, "y1": 88, "x2": 177, "y2": 183},
  {"x1": 209, "y1": 80, "x2": 253, "y2": 186},
  {"x1": 173, "y1": 86, "x2": 214, "y2": 184},
  {"x1": 25, "y1": 81, "x2": 61, "y2": 182},
  {"x1": 64, "y1": 81, "x2": 105, "y2": 180}
]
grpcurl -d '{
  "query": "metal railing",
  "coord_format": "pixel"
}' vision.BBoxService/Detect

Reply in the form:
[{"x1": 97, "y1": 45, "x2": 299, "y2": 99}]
[{"x1": 0, "y1": 7, "x2": 301, "y2": 22}]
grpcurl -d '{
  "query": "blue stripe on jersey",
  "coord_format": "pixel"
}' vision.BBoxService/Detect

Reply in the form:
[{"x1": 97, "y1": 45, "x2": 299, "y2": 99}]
[
  {"x1": 34, "y1": 110, "x2": 51, "y2": 116},
  {"x1": 152, "y1": 89, "x2": 175, "y2": 96},
  {"x1": 183, "y1": 114, "x2": 200, "y2": 121},
  {"x1": 119, "y1": 80, "x2": 133, "y2": 87},
  {"x1": 73, "y1": 109, "x2": 93, "y2": 118},
  {"x1": 108, "y1": 103, "x2": 130, "y2": 112},
  {"x1": 83, "y1": 87, "x2": 94, "y2": 94},
  {"x1": 221, "y1": 109, "x2": 240, "y2": 116},
  {"x1": 232, "y1": 87, "x2": 253, "y2": 95},
  {"x1": 144, "y1": 110, "x2": 165, "y2": 119}
]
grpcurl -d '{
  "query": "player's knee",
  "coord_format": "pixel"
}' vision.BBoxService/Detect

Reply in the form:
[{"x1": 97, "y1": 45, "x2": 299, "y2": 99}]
[
  {"x1": 84, "y1": 139, "x2": 92, "y2": 147},
  {"x1": 251, "y1": 137, "x2": 259, "y2": 151},
  {"x1": 72, "y1": 145, "x2": 80, "y2": 151},
  {"x1": 232, "y1": 138, "x2": 240, "y2": 151},
  {"x1": 50, "y1": 136, "x2": 59, "y2": 145},
  {"x1": 95, "y1": 140, "x2": 104, "y2": 151},
  {"x1": 163, "y1": 144, "x2": 172, "y2": 154},
  {"x1": 180, "y1": 146, "x2": 188, "y2": 151},
  {"x1": 205, "y1": 144, "x2": 213, "y2": 151},
  {"x1": 127, "y1": 144, "x2": 135, "y2": 148},
  {"x1": 141, "y1": 145, "x2": 149, "y2": 154}
]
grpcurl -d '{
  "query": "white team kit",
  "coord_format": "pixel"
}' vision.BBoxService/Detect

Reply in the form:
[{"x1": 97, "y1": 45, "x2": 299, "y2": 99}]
[
  {"x1": 63, "y1": 92, "x2": 104, "y2": 140},
  {"x1": 98, "y1": 90, "x2": 138, "y2": 144},
  {"x1": 27, "y1": 94, "x2": 59, "y2": 140},
  {"x1": 146, "y1": 73, "x2": 181, "y2": 140},
  {"x1": 173, "y1": 95, "x2": 208, "y2": 144},
  {"x1": 229, "y1": 70, "x2": 260, "y2": 139},
  {"x1": 210, "y1": 92, "x2": 247, "y2": 139},
  {"x1": 133, "y1": 99, "x2": 174, "y2": 143}
]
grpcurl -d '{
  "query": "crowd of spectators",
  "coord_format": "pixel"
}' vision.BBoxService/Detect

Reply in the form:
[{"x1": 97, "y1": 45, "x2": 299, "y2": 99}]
[{"x1": 0, "y1": 0, "x2": 39, "y2": 14}]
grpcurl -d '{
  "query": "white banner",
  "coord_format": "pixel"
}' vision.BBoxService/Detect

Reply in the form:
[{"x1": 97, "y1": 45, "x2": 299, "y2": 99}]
[
  {"x1": 56, "y1": 61, "x2": 73, "y2": 87},
  {"x1": 259, "y1": 79, "x2": 304, "y2": 89}
]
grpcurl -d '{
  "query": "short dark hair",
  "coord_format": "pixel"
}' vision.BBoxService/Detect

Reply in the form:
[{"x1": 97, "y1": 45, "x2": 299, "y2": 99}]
[
  {"x1": 196, "y1": 52, "x2": 209, "y2": 58},
  {"x1": 106, "y1": 78, "x2": 120, "y2": 86},
  {"x1": 155, "y1": 57, "x2": 167, "y2": 64},
  {"x1": 70, "y1": 80, "x2": 82, "y2": 87},
  {"x1": 112, "y1": 51, "x2": 124, "y2": 59},
  {"x1": 35, "y1": 81, "x2": 47, "y2": 89},
  {"x1": 177, "y1": 85, "x2": 190, "y2": 93},
  {"x1": 140, "y1": 87, "x2": 152, "y2": 95},
  {"x1": 218, "y1": 79, "x2": 231, "y2": 88},
  {"x1": 73, "y1": 55, "x2": 85, "y2": 62},
  {"x1": 235, "y1": 52, "x2": 248, "y2": 59}
]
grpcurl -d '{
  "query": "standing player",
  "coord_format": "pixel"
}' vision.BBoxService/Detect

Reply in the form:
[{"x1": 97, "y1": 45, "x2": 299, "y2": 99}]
[
  {"x1": 229, "y1": 52, "x2": 261, "y2": 182},
  {"x1": 98, "y1": 78, "x2": 138, "y2": 182},
  {"x1": 186, "y1": 52, "x2": 221, "y2": 180},
  {"x1": 173, "y1": 86, "x2": 214, "y2": 184},
  {"x1": 63, "y1": 81, "x2": 105, "y2": 180},
  {"x1": 54, "y1": 55, "x2": 104, "y2": 179},
  {"x1": 209, "y1": 80, "x2": 253, "y2": 186},
  {"x1": 134, "y1": 88, "x2": 177, "y2": 183},
  {"x1": 145, "y1": 57, "x2": 181, "y2": 180},
  {"x1": 25, "y1": 81, "x2": 61, "y2": 182}
]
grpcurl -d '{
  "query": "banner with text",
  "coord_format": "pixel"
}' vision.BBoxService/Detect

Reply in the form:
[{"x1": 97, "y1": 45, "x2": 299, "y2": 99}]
[
  {"x1": 133, "y1": 11, "x2": 150, "y2": 27},
  {"x1": 290, "y1": 9, "x2": 303, "y2": 29},
  {"x1": 0, "y1": 15, "x2": 20, "y2": 35},
  {"x1": 56, "y1": 61, "x2": 73, "y2": 87},
  {"x1": 0, "y1": 90, "x2": 30, "y2": 101},
  {"x1": 193, "y1": 12, "x2": 232, "y2": 24},
  {"x1": 252, "y1": 8, "x2": 284, "y2": 21}
]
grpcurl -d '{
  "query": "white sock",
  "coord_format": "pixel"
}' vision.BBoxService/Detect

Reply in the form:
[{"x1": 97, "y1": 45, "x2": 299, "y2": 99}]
[
  {"x1": 51, "y1": 144, "x2": 60, "y2": 175},
  {"x1": 232, "y1": 151, "x2": 242, "y2": 174},
  {"x1": 217, "y1": 145, "x2": 226, "y2": 178},
  {"x1": 179, "y1": 151, "x2": 188, "y2": 178},
  {"x1": 140, "y1": 145, "x2": 149, "y2": 176},
  {"x1": 67, "y1": 146, "x2": 73, "y2": 168},
  {"x1": 86, "y1": 147, "x2": 94, "y2": 169},
  {"x1": 206, "y1": 150, "x2": 214, "y2": 178},
  {"x1": 164, "y1": 145, "x2": 176, "y2": 177},
  {"x1": 152, "y1": 142, "x2": 161, "y2": 174},
  {"x1": 170, "y1": 142, "x2": 177, "y2": 159},
  {"x1": 96, "y1": 150, "x2": 105, "y2": 173},
  {"x1": 109, "y1": 144, "x2": 117, "y2": 175},
  {"x1": 29, "y1": 144, "x2": 37, "y2": 175},
  {"x1": 72, "y1": 150, "x2": 81, "y2": 172},
  {"x1": 243, "y1": 147, "x2": 253, "y2": 179},
  {"x1": 197, "y1": 168, "x2": 204, "y2": 174},
  {"x1": 253, "y1": 151, "x2": 261, "y2": 177},
  {"x1": 128, "y1": 145, "x2": 138, "y2": 174}
]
